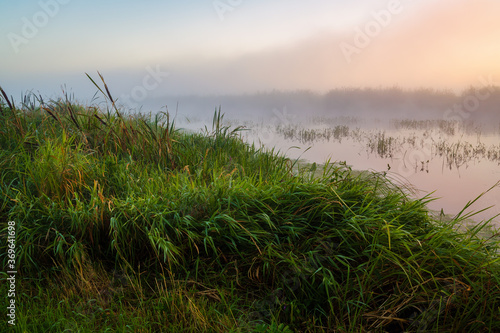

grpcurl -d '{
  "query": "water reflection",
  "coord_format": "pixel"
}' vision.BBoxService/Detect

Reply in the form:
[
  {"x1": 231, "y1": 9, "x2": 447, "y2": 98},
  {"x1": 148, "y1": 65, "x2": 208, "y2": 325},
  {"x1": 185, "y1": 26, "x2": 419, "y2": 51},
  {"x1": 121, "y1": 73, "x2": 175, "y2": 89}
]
[
  {"x1": 178, "y1": 115, "x2": 500, "y2": 227},
  {"x1": 267, "y1": 119, "x2": 500, "y2": 171},
  {"x1": 238, "y1": 117, "x2": 500, "y2": 227}
]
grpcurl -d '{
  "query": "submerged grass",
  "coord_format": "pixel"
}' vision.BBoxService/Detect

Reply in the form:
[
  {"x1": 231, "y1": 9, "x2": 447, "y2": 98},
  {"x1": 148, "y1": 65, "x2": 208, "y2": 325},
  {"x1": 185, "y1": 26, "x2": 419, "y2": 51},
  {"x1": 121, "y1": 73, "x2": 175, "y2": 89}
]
[
  {"x1": 1, "y1": 80, "x2": 500, "y2": 332},
  {"x1": 270, "y1": 118, "x2": 500, "y2": 171}
]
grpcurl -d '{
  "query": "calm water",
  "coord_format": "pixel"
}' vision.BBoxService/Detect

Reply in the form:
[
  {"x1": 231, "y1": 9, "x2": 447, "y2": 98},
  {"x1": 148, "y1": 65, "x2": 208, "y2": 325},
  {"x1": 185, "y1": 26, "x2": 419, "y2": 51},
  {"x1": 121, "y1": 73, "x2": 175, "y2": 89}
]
[{"x1": 180, "y1": 116, "x2": 500, "y2": 228}]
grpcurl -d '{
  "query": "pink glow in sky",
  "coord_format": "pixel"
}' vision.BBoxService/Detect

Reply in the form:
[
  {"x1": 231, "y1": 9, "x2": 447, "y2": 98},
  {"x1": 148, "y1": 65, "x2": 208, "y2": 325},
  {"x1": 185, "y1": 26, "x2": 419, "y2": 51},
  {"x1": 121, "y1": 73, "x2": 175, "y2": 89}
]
[{"x1": 1, "y1": 0, "x2": 499, "y2": 96}]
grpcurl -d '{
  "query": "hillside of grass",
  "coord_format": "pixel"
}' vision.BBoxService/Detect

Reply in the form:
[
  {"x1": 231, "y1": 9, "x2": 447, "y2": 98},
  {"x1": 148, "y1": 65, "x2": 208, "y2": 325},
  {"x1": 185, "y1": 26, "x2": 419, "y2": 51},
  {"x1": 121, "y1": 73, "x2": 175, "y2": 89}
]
[{"x1": 1, "y1": 81, "x2": 500, "y2": 332}]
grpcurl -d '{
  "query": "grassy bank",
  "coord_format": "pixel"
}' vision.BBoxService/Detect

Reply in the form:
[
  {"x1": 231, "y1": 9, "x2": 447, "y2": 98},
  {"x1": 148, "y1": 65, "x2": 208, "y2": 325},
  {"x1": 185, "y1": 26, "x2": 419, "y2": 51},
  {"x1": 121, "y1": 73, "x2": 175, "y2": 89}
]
[{"x1": 1, "y1": 82, "x2": 500, "y2": 332}]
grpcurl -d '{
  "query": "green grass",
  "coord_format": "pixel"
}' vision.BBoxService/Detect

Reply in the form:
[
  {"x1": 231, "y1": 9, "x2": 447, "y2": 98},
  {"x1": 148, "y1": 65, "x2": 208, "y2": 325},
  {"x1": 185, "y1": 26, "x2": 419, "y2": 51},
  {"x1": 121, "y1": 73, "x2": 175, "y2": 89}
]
[{"x1": 1, "y1": 78, "x2": 500, "y2": 332}]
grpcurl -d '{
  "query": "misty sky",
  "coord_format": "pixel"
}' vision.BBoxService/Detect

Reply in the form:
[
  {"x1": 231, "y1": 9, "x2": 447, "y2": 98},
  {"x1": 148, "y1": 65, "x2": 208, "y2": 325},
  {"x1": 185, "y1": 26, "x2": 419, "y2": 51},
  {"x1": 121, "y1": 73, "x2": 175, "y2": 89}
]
[{"x1": 1, "y1": 0, "x2": 500, "y2": 101}]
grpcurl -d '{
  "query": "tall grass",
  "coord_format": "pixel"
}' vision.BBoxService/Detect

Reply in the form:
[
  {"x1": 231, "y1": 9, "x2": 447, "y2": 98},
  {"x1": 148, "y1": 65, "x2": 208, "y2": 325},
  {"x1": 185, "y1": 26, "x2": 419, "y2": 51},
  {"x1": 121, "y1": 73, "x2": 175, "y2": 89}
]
[{"x1": 1, "y1": 79, "x2": 500, "y2": 332}]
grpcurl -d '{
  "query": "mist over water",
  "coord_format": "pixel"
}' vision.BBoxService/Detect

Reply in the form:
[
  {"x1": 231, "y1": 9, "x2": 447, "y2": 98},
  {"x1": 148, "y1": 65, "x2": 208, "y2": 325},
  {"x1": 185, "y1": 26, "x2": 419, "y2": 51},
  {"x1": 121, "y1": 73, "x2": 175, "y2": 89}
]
[
  {"x1": 8, "y1": 85, "x2": 498, "y2": 226},
  {"x1": 140, "y1": 87, "x2": 500, "y2": 130},
  {"x1": 168, "y1": 88, "x2": 500, "y2": 228}
]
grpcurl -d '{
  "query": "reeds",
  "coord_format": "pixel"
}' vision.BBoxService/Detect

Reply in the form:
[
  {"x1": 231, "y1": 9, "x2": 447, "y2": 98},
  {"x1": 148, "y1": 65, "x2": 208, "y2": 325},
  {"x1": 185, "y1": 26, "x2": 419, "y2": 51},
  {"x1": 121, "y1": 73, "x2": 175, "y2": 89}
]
[
  {"x1": 1, "y1": 81, "x2": 499, "y2": 332},
  {"x1": 255, "y1": 117, "x2": 500, "y2": 171}
]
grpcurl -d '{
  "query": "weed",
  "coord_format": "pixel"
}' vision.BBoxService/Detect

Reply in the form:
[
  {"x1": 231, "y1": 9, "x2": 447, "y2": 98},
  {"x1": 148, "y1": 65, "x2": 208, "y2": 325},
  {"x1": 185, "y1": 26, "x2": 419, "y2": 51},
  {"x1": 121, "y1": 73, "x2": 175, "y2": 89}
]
[{"x1": 1, "y1": 80, "x2": 499, "y2": 332}]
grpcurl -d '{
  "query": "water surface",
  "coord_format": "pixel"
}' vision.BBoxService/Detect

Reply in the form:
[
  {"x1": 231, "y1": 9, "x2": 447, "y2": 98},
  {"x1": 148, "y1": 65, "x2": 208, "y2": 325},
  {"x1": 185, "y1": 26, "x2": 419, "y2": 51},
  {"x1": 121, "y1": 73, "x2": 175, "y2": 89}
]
[{"x1": 179, "y1": 116, "x2": 500, "y2": 228}]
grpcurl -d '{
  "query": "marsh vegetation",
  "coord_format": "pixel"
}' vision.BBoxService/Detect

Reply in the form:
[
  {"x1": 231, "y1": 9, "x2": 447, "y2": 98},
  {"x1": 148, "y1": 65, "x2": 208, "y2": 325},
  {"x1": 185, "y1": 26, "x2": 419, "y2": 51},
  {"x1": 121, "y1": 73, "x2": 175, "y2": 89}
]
[
  {"x1": 206, "y1": 115, "x2": 500, "y2": 228},
  {"x1": 1, "y1": 81, "x2": 500, "y2": 332}
]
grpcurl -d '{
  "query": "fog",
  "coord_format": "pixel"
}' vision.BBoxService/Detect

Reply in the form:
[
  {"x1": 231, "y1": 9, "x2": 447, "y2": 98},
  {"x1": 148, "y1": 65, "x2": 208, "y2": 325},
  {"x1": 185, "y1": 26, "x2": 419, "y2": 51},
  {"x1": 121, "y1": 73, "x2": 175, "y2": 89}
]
[
  {"x1": 135, "y1": 87, "x2": 500, "y2": 130},
  {"x1": 3, "y1": 0, "x2": 500, "y2": 106}
]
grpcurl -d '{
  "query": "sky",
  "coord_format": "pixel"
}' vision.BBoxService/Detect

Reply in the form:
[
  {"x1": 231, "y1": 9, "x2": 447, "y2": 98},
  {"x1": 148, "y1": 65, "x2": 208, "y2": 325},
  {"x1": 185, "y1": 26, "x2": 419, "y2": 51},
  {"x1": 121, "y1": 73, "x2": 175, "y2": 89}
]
[{"x1": 1, "y1": 0, "x2": 500, "y2": 105}]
